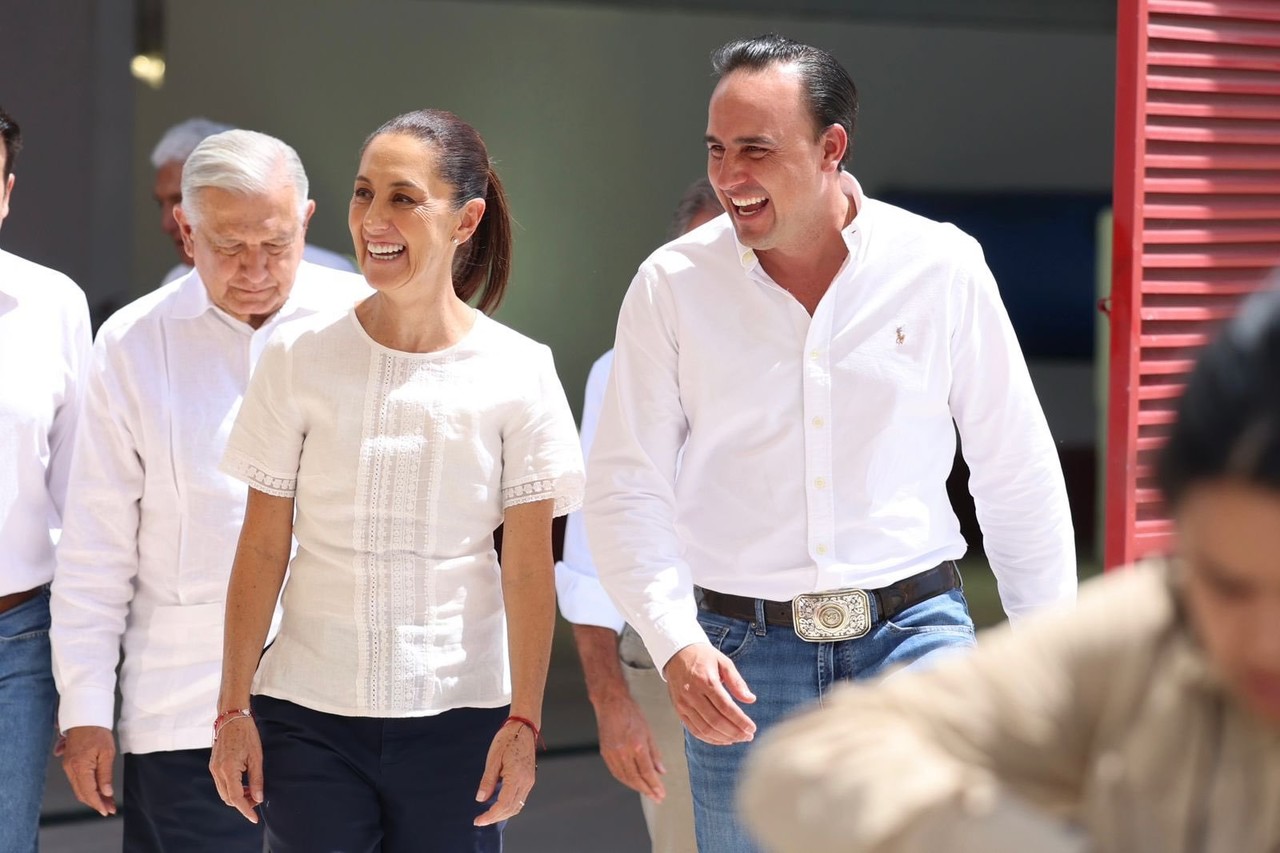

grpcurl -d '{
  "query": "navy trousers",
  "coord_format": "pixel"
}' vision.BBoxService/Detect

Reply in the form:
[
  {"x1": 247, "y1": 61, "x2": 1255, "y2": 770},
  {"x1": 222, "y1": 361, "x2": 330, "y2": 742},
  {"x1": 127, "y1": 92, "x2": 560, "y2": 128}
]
[
  {"x1": 122, "y1": 747, "x2": 264, "y2": 852},
  {"x1": 252, "y1": 695, "x2": 508, "y2": 853}
]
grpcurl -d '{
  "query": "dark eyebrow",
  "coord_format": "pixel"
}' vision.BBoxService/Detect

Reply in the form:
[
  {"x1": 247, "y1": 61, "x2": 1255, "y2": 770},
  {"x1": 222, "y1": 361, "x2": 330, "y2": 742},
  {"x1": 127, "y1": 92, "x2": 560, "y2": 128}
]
[
  {"x1": 703, "y1": 134, "x2": 775, "y2": 147},
  {"x1": 353, "y1": 175, "x2": 423, "y2": 192}
]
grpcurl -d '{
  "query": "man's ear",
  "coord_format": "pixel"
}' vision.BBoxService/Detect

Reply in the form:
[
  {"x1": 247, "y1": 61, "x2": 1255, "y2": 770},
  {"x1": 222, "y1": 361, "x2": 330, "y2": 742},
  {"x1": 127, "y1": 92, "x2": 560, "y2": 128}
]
[
  {"x1": 820, "y1": 124, "x2": 848, "y2": 173},
  {"x1": 301, "y1": 198, "x2": 317, "y2": 232},
  {"x1": 173, "y1": 204, "x2": 197, "y2": 258},
  {"x1": 0, "y1": 173, "x2": 15, "y2": 226}
]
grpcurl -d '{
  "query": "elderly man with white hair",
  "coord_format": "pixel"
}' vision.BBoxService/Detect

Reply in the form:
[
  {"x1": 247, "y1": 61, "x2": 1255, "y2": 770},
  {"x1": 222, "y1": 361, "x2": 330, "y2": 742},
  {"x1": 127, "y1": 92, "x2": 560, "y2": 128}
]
[
  {"x1": 152, "y1": 117, "x2": 355, "y2": 285},
  {"x1": 51, "y1": 129, "x2": 369, "y2": 851}
]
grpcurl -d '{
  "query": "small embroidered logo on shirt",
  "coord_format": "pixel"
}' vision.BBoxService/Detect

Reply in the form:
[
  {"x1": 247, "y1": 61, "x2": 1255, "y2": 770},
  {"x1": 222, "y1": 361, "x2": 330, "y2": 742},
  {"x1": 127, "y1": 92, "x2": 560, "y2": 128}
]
[{"x1": 895, "y1": 326, "x2": 906, "y2": 345}]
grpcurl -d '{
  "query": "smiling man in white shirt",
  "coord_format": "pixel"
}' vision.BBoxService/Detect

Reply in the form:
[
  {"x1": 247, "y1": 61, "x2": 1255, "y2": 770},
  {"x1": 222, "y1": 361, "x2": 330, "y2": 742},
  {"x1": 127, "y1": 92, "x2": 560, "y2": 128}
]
[
  {"x1": 0, "y1": 105, "x2": 92, "y2": 853},
  {"x1": 50, "y1": 129, "x2": 368, "y2": 851},
  {"x1": 584, "y1": 34, "x2": 1076, "y2": 853}
]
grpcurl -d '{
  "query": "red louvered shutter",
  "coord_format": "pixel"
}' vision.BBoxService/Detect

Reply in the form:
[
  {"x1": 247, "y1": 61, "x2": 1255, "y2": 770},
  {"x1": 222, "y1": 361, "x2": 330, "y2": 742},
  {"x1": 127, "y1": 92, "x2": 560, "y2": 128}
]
[{"x1": 1106, "y1": 0, "x2": 1280, "y2": 569}]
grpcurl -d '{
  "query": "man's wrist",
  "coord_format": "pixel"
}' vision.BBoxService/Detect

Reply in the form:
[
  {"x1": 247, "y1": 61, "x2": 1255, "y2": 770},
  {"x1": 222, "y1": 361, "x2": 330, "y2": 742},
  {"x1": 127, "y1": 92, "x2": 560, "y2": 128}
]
[{"x1": 587, "y1": 681, "x2": 636, "y2": 710}]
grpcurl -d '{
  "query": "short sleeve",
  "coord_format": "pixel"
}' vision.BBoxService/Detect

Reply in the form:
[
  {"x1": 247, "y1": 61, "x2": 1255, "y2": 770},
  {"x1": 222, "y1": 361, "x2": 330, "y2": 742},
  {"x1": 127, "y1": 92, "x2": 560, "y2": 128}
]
[
  {"x1": 500, "y1": 346, "x2": 585, "y2": 517},
  {"x1": 219, "y1": 334, "x2": 305, "y2": 497}
]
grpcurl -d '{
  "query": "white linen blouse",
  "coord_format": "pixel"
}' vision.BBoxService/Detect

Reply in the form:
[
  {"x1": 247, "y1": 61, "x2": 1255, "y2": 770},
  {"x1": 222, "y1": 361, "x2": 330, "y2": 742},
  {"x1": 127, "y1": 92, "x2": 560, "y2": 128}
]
[{"x1": 221, "y1": 307, "x2": 584, "y2": 717}]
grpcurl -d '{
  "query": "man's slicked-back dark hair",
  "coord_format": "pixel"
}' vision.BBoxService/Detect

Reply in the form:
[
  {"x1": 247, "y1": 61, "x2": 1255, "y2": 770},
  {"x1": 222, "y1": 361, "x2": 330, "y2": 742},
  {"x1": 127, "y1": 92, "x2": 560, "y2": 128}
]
[
  {"x1": 711, "y1": 34, "x2": 858, "y2": 169},
  {"x1": 0, "y1": 105, "x2": 22, "y2": 182},
  {"x1": 1157, "y1": 285, "x2": 1280, "y2": 510}
]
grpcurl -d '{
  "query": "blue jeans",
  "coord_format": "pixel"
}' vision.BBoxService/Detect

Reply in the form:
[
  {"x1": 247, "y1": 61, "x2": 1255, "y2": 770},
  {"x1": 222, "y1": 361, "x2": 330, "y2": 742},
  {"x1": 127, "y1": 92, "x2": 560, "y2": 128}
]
[
  {"x1": 686, "y1": 586, "x2": 976, "y2": 853},
  {"x1": 0, "y1": 590, "x2": 57, "y2": 853}
]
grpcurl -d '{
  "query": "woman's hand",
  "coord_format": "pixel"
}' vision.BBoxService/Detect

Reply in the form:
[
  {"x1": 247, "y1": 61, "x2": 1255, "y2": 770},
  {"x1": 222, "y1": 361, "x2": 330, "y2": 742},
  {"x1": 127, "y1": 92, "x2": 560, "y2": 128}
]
[
  {"x1": 473, "y1": 722, "x2": 538, "y2": 826},
  {"x1": 208, "y1": 715, "x2": 265, "y2": 824}
]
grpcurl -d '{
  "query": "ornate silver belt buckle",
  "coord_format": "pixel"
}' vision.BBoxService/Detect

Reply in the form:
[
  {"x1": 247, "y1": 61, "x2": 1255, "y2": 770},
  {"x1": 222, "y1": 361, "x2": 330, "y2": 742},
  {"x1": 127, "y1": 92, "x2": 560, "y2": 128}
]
[{"x1": 792, "y1": 589, "x2": 871, "y2": 642}]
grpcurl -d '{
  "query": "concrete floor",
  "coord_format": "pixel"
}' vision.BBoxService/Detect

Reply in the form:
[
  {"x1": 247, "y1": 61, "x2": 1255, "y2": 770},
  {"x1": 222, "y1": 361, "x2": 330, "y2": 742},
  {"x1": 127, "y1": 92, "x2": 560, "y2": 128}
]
[{"x1": 38, "y1": 752, "x2": 650, "y2": 852}]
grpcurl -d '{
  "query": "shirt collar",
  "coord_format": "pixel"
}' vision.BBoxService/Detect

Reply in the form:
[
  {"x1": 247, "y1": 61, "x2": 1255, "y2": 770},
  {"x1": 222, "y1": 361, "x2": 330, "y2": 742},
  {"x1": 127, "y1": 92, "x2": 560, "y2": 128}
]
[
  {"x1": 730, "y1": 171, "x2": 869, "y2": 273},
  {"x1": 0, "y1": 251, "x2": 31, "y2": 310},
  {"x1": 169, "y1": 267, "x2": 215, "y2": 320}
]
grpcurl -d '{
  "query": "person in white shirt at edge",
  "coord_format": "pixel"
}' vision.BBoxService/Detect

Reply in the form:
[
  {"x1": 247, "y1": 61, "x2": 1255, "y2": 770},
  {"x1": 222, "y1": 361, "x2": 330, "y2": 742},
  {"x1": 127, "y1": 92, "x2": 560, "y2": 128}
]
[
  {"x1": 0, "y1": 105, "x2": 92, "y2": 853},
  {"x1": 152, "y1": 117, "x2": 357, "y2": 286},
  {"x1": 208, "y1": 109, "x2": 584, "y2": 853},
  {"x1": 557, "y1": 176, "x2": 722, "y2": 853},
  {"x1": 49, "y1": 129, "x2": 370, "y2": 851},
  {"x1": 583, "y1": 34, "x2": 1077, "y2": 853}
]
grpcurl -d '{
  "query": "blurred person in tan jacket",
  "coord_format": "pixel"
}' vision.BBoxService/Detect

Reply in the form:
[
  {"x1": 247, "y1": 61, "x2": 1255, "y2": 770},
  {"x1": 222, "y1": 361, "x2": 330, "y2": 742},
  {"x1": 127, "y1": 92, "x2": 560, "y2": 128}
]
[{"x1": 740, "y1": 287, "x2": 1280, "y2": 853}]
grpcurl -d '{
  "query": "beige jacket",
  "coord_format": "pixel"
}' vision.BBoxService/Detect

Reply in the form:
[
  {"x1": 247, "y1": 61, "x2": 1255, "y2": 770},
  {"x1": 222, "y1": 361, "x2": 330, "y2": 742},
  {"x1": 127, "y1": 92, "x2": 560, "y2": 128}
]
[{"x1": 740, "y1": 564, "x2": 1280, "y2": 853}]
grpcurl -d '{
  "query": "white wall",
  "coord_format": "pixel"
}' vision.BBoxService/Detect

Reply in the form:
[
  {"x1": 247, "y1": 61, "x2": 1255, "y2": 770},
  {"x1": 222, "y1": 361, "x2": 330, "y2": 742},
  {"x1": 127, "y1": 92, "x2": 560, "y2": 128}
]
[{"x1": 131, "y1": 0, "x2": 1115, "y2": 411}]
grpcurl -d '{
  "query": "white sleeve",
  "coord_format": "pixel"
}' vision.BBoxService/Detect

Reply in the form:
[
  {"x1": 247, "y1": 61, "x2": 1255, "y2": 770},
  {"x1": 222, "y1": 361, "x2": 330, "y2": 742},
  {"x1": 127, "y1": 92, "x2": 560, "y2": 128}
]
[
  {"x1": 555, "y1": 351, "x2": 626, "y2": 633},
  {"x1": 947, "y1": 232, "x2": 1076, "y2": 620},
  {"x1": 45, "y1": 286, "x2": 92, "y2": 521},
  {"x1": 584, "y1": 267, "x2": 706, "y2": 673},
  {"x1": 50, "y1": 336, "x2": 144, "y2": 731},
  {"x1": 219, "y1": 335, "x2": 304, "y2": 497},
  {"x1": 500, "y1": 346, "x2": 585, "y2": 517}
]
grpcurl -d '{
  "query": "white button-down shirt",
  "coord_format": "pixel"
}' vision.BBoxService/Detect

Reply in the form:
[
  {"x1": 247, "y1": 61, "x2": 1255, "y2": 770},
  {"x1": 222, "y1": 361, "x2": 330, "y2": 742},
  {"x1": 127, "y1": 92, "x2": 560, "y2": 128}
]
[
  {"x1": 555, "y1": 349, "x2": 626, "y2": 632},
  {"x1": 0, "y1": 250, "x2": 91, "y2": 596},
  {"x1": 50, "y1": 263, "x2": 369, "y2": 754},
  {"x1": 585, "y1": 175, "x2": 1076, "y2": 672}
]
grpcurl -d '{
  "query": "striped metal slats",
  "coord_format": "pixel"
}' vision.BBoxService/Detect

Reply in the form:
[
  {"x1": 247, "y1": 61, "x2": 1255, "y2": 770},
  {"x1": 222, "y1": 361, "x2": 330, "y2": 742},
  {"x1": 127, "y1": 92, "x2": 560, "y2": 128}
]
[{"x1": 1107, "y1": 0, "x2": 1280, "y2": 568}]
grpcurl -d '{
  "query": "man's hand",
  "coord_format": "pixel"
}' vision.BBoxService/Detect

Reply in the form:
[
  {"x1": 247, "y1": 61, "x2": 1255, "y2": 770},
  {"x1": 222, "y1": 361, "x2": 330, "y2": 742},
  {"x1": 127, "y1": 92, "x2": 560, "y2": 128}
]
[
  {"x1": 664, "y1": 643, "x2": 756, "y2": 745},
  {"x1": 61, "y1": 726, "x2": 117, "y2": 816},
  {"x1": 593, "y1": 691, "x2": 667, "y2": 801}
]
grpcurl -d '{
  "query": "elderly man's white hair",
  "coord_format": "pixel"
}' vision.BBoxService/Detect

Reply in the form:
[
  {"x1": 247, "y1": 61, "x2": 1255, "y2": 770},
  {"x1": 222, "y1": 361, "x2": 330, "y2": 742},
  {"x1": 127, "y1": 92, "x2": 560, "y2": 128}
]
[
  {"x1": 150, "y1": 117, "x2": 235, "y2": 169},
  {"x1": 180, "y1": 129, "x2": 310, "y2": 227}
]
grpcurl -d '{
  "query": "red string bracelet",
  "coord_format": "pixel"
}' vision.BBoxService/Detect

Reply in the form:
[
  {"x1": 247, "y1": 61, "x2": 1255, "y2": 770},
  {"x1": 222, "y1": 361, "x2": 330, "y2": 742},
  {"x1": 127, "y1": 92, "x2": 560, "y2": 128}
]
[
  {"x1": 213, "y1": 708, "x2": 253, "y2": 743},
  {"x1": 504, "y1": 715, "x2": 545, "y2": 750}
]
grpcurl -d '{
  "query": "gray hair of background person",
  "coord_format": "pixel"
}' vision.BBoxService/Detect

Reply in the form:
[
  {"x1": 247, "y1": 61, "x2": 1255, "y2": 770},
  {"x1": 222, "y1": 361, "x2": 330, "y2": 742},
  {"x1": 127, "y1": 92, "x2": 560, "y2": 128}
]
[
  {"x1": 711, "y1": 34, "x2": 859, "y2": 169},
  {"x1": 0, "y1": 106, "x2": 21, "y2": 181},
  {"x1": 150, "y1": 117, "x2": 235, "y2": 169},
  {"x1": 667, "y1": 177, "x2": 723, "y2": 241},
  {"x1": 1157, "y1": 285, "x2": 1280, "y2": 508},
  {"x1": 179, "y1": 129, "x2": 310, "y2": 227}
]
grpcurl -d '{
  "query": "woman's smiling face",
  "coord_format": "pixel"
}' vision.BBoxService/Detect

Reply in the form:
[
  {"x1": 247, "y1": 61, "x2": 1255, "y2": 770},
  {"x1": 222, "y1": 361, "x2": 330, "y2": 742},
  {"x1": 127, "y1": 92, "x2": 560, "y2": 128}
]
[{"x1": 349, "y1": 132, "x2": 481, "y2": 295}]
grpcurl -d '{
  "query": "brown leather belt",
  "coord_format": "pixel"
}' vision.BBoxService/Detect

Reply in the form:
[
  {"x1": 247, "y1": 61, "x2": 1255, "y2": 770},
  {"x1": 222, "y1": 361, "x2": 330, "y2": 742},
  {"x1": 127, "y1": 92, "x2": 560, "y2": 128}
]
[
  {"x1": 0, "y1": 587, "x2": 42, "y2": 615},
  {"x1": 698, "y1": 561, "x2": 961, "y2": 630}
]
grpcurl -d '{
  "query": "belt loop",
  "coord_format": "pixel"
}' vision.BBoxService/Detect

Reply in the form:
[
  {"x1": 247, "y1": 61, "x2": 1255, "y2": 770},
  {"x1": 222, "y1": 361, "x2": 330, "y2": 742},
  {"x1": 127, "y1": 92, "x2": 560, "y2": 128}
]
[{"x1": 752, "y1": 598, "x2": 768, "y2": 636}]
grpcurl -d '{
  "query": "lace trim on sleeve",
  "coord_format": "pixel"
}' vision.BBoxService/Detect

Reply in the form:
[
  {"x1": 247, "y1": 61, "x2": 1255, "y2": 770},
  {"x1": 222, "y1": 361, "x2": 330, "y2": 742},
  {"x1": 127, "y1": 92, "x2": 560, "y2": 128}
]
[
  {"x1": 502, "y1": 475, "x2": 584, "y2": 518},
  {"x1": 222, "y1": 451, "x2": 297, "y2": 498}
]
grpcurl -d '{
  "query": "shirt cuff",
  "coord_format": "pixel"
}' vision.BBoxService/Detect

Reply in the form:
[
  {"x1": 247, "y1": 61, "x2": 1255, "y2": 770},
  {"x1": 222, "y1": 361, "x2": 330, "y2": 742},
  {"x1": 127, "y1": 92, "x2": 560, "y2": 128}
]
[
  {"x1": 554, "y1": 562, "x2": 626, "y2": 633},
  {"x1": 57, "y1": 686, "x2": 118, "y2": 734},
  {"x1": 646, "y1": 611, "x2": 716, "y2": 679}
]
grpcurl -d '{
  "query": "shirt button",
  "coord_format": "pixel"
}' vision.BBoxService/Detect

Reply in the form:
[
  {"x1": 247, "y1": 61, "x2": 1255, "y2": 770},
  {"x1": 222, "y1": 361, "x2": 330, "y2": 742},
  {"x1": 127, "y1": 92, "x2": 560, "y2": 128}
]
[
  {"x1": 814, "y1": 477, "x2": 826, "y2": 489},
  {"x1": 809, "y1": 350, "x2": 821, "y2": 361},
  {"x1": 812, "y1": 417, "x2": 824, "y2": 428},
  {"x1": 816, "y1": 544, "x2": 828, "y2": 556}
]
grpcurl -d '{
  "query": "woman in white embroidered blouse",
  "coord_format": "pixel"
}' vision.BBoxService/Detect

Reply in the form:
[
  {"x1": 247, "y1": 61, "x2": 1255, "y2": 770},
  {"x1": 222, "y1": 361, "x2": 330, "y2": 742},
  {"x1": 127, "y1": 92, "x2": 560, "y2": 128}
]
[{"x1": 208, "y1": 110, "x2": 584, "y2": 852}]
